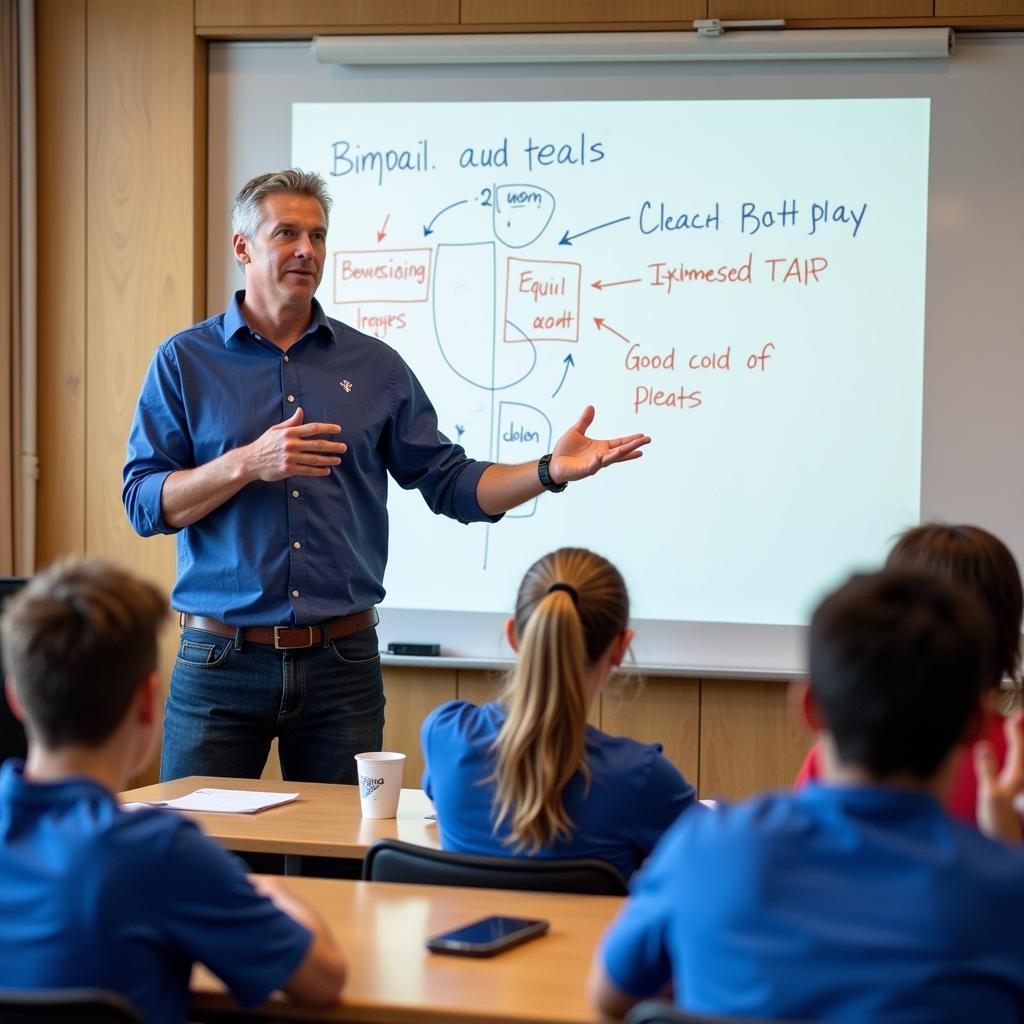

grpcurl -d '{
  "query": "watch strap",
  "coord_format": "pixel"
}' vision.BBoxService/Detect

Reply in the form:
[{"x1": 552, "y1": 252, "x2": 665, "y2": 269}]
[{"x1": 538, "y1": 453, "x2": 567, "y2": 493}]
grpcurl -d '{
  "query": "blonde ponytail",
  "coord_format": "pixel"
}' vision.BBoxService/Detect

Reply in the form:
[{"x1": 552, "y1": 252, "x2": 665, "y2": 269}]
[{"x1": 491, "y1": 548, "x2": 629, "y2": 852}]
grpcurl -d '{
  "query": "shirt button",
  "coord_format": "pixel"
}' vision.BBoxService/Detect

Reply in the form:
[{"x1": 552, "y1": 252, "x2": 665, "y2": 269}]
[
  {"x1": 287, "y1": 394, "x2": 295, "y2": 403},
  {"x1": 292, "y1": 589, "x2": 300, "y2": 598},
  {"x1": 283, "y1": 355, "x2": 290, "y2": 363},
  {"x1": 292, "y1": 490, "x2": 299, "y2": 498},
  {"x1": 293, "y1": 541, "x2": 301, "y2": 550}
]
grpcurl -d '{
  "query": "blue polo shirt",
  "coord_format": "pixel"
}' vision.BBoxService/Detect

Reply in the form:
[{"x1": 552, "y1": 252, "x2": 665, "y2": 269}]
[
  {"x1": 0, "y1": 762, "x2": 312, "y2": 1023},
  {"x1": 600, "y1": 784, "x2": 1024, "y2": 1023},
  {"x1": 122, "y1": 292, "x2": 498, "y2": 625},
  {"x1": 421, "y1": 700, "x2": 697, "y2": 880}
]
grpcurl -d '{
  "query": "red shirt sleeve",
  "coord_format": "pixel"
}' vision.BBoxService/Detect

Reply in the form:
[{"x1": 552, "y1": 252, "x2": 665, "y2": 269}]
[{"x1": 794, "y1": 742, "x2": 822, "y2": 788}]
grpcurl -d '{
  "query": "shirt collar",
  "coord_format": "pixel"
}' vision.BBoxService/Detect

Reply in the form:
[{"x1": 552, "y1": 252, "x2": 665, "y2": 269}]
[
  {"x1": 223, "y1": 290, "x2": 249, "y2": 347},
  {"x1": 800, "y1": 780, "x2": 944, "y2": 816},
  {"x1": 224, "y1": 291, "x2": 335, "y2": 351}
]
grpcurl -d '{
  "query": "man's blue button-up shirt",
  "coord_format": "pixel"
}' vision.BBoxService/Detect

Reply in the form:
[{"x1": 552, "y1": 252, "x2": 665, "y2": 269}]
[{"x1": 123, "y1": 292, "x2": 498, "y2": 626}]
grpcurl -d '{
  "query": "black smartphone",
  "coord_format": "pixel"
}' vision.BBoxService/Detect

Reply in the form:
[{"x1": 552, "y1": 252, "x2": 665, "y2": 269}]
[{"x1": 426, "y1": 915, "x2": 550, "y2": 957}]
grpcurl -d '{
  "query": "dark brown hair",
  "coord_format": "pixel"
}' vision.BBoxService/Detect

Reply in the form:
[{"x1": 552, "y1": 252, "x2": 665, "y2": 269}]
[
  {"x1": 886, "y1": 524, "x2": 1022, "y2": 689},
  {"x1": 810, "y1": 569, "x2": 991, "y2": 779},
  {"x1": 0, "y1": 558, "x2": 167, "y2": 747}
]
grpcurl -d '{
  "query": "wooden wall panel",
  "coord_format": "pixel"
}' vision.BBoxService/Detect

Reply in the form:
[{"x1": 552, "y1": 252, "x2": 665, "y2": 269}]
[
  {"x1": 80, "y1": 0, "x2": 198, "y2": 786},
  {"x1": 382, "y1": 665, "x2": 457, "y2": 784},
  {"x1": 601, "y1": 677, "x2": 700, "y2": 786},
  {"x1": 85, "y1": 0, "x2": 194, "y2": 595},
  {"x1": 710, "y1": 1, "x2": 931, "y2": 16},
  {"x1": 457, "y1": 668, "x2": 602, "y2": 727},
  {"x1": 35, "y1": 0, "x2": 87, "y2": 566},
  {"x1": 195, "y1": 0, "x2": 459, "y2": 32},
  {"x1": 461, "y1": 1, "x2": 705, "y2": 25},
  {"x1": 699, "y1": 678, "x2": 810, "y2": 799},
  {"x1": 937, "y1": 1, "x2": 1024, "y2": 13},
  {"x1": 456, "y1": 668, "x2": 507, "y2": 706}
]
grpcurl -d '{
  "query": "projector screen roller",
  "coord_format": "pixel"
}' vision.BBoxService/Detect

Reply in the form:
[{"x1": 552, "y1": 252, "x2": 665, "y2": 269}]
[{"x1": 291, "y1": 98, "x2": 929, "y2": 626}]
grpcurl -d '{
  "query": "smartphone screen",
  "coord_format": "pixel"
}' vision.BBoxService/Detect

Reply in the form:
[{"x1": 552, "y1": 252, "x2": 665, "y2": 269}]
[{"x1": 426, "y1": 915, "x2": 549, "y2": 957}]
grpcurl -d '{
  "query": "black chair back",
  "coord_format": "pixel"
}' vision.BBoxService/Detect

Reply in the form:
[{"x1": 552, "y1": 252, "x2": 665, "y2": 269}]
[
  {"x1": 625, "y1": 1000, "x2": 812, "y2": 1024},
  {"x1": 0, "y1": 577, "x2": 28, "y2": 764},
  {"x1": 0, "y1": 989, "x2": 143, "y2": 1023},
  {"x1": 363, "y1": 838, "x2": 628, "y2": 895}
]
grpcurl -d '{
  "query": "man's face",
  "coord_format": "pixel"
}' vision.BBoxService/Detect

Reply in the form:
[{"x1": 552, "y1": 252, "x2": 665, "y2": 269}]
[{"x1": 234, "y1": 192, "x2": 328, "y2": 309}]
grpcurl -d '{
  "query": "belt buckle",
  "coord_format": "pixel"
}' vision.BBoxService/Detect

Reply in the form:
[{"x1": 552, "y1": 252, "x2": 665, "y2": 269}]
[{"x1": 274, "y1": 625, "x2": 314, "y2": 651}]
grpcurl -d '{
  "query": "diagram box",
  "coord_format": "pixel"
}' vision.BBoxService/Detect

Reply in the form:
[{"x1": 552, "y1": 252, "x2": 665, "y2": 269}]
[
  {"x1": 333, "y1": 248, "x2": 432, "y2": 304},
  {"x1": 503, "y1": 257, "x2": 582, "y2": 343}
]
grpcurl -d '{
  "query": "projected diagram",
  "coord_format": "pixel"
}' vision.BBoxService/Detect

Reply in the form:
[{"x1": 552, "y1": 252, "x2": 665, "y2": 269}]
[{"x1": 295, "y1": 98, "x2": 930, "y2": 621}]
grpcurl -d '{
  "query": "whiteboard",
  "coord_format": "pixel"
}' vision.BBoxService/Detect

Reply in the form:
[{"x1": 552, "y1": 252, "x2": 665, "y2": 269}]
[{"x1": 207, "y1": 36, "x2": 1024, "y2": 676}]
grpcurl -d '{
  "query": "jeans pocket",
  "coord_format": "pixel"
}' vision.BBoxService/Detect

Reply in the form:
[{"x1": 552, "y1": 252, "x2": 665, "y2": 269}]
[
  {"x1": 327, "y1": 627, "x2": 381, "y2": 667},
  {"x1": 175, "y1": 630, "x2": 234, "y2": 670}
]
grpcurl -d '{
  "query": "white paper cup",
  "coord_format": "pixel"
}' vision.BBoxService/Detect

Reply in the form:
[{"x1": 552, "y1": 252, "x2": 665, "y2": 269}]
[{"x1": 354, "y1": 751, "x2": 406, "y2": 818}]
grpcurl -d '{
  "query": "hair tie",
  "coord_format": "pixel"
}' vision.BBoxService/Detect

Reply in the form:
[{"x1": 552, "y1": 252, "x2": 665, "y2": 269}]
[{"x1": 547, "y1": 582, "x2": 578, "y2": 605}]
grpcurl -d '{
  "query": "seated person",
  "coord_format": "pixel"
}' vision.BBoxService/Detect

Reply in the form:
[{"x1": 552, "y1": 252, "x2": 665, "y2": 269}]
[
  {"x1": 0, "y1": 558, "x2": 345, "y2": 1023},
  {"x1": 796, "y1": 523, "x2": 1023, "y2": 826},
  {"x1": 421, "y1": 547, "x2": 697, "y2": 881},
  {"x1": 590, "y1": 568, "x2": 1024, "y2": 1023}
]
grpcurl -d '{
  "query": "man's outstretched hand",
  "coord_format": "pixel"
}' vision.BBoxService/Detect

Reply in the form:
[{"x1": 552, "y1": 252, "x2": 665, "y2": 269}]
[{"x1": 549, "y1": 405, "x2": 651, "y2": 484}]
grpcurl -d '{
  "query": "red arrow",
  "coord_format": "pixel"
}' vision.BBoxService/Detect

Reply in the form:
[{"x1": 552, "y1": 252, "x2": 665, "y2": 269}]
[
  {"x1": 376, "y1": 214, "x2": 390, "y2": 243},
  {"x1": 591, "y1": 277, "x2": 641, "y2": 291},
  {"x1": 593, "y1": 318, "x2": 632, "y2": 344}
]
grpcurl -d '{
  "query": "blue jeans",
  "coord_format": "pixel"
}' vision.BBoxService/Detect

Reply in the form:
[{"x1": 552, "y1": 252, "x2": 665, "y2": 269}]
[{"x1": 161, "y1": 625, "x2": 385, "y2": 784}]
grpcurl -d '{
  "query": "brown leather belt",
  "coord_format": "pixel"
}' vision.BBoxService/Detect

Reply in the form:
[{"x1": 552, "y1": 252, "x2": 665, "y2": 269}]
[{"x1": 179, "y1": 609, "x2": 378, "y2": 651}]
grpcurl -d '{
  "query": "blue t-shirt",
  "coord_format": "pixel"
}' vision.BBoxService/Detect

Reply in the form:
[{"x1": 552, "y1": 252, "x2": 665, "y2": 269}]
[
  {"x1": 601, "y1": 783, "x2": 1024, "y2": 1023},
  {"x1": 421, "y1": 700, "x2": 697, "y2": 880},
  {"x1": 0, "y1": 762, "x2": 312, "y2": 1024}
]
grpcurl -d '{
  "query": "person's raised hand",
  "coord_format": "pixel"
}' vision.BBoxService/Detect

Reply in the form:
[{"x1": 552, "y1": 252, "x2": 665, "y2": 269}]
[
  {"x1": 549, "y1": 405, "x2": 650, "y2": 484},
  {"x1": 243, "y1": 406, "x2": 347, "y2": 482},
  {"x1": 975, "y1": 709, "x2": 1024, "y2": 843}
]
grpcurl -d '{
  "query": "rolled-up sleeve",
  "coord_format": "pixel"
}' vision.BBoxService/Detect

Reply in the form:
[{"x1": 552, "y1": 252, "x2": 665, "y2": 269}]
[
  {"x1": 383, "y1": 353, "x2": 503, "y2": 526},
  {"x1": 122, "y1": 343, "x2": 194, "y2": 537}
]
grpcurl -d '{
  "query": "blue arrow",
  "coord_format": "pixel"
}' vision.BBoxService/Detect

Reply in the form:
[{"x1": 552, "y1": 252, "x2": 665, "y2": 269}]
[
  {"x1": 424, "y1": 200, "x2": 468, "y2": 237},
  {"x1": 551, "y1": 353, "x2": 575, "y2": 397},
  {"x1": 559, "y1": 215, "x2": 630, "y2": 246}
]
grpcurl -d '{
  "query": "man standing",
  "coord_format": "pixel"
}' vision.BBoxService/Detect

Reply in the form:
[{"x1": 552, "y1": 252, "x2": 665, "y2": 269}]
[{"x1": 123, "y1": 169, "x2": 648, "y2": 784}]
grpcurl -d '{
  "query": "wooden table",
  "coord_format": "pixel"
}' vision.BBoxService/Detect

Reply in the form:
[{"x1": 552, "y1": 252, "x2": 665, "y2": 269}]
[
  {"x1": 119, "y1": 776, "x2": 439, "y2": 859},
  {"x1": 191, "y1": 876, "x2": 622, "y2": 1024}
]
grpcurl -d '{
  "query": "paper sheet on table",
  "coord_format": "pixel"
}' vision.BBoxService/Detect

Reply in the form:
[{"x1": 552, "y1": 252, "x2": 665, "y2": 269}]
[{"x1": 145, "y1": 788, "x2": 299, "y2": 814}]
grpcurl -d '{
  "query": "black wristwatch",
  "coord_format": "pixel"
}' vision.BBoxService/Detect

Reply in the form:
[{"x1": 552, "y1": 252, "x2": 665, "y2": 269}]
[{"x1": 537, "y1": 453, "x2": 567, "y2": 493}]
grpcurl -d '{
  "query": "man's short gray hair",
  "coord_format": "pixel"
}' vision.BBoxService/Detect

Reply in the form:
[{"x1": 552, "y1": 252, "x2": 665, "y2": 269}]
[{"x1": 231, "y1": 169, "x2": 332, "y2": 242}]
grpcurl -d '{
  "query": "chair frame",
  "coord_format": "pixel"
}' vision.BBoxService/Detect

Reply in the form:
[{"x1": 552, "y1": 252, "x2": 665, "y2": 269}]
[
  {"x1": 0, "y1": 988, "x2": 144, "y2": 1023},
  {"x1": 625, "y1": 998, "x2": 811, "y2": 1024},
  {"x1": 363, "y1": 838, "x2": 628, "y2": 895}
]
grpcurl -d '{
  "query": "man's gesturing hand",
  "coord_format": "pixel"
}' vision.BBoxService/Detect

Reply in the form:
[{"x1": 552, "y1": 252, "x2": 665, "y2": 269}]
[
  {"x1": 548, "y1": 405, "x2": 650, "y2": 484},
  {"x1": 244, "y1": 407, "x2": 347, "y2": 482}
]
